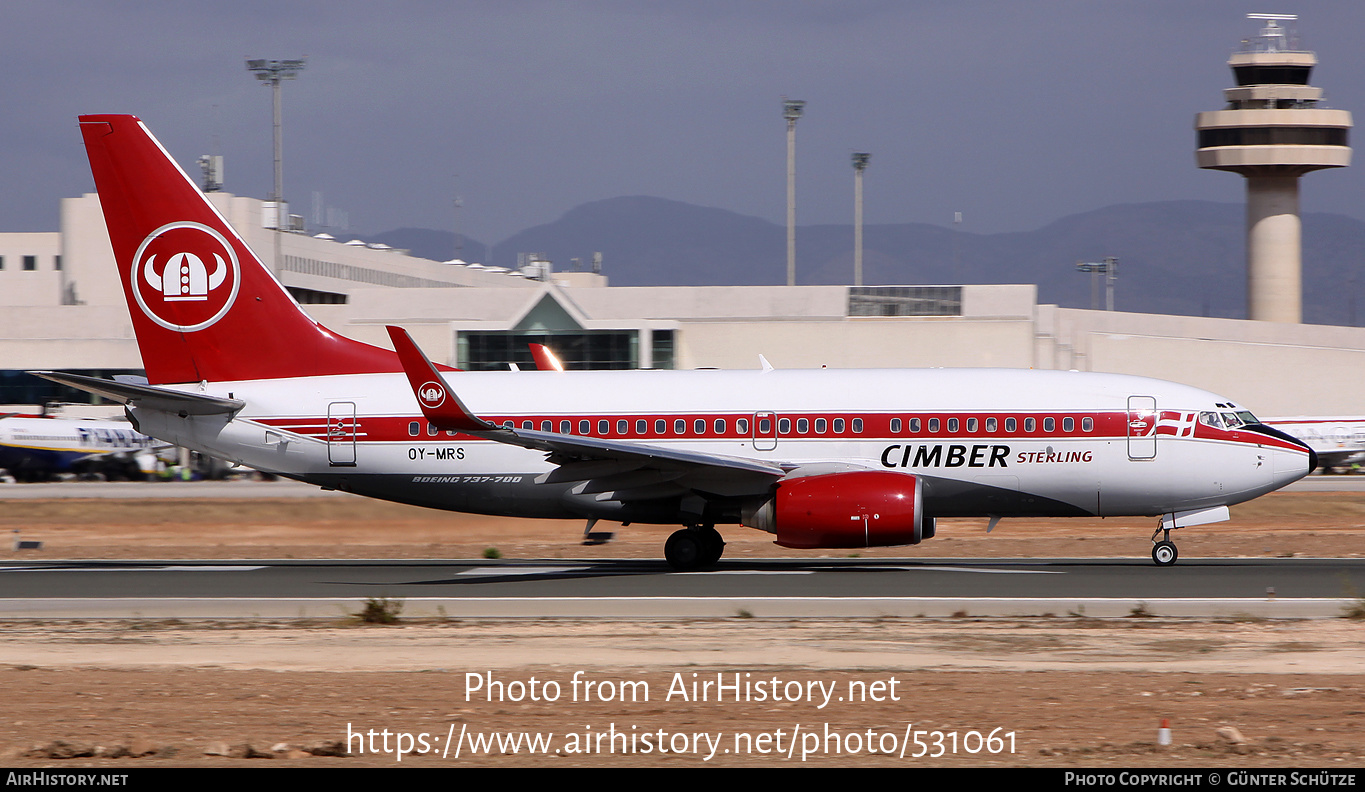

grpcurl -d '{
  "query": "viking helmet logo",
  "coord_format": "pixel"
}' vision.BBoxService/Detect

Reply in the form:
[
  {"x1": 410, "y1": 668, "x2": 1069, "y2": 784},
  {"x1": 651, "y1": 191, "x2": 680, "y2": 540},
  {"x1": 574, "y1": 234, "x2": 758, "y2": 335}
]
[
  {"x1": 131, "y1": 221, "x2": 241, "y2": 332},
  {"x1": 418, "y1": 382, "x2": 446, "y2": 408},
  {"x1": 145, "y1": 251, "x2": 228, "y2": 301}
]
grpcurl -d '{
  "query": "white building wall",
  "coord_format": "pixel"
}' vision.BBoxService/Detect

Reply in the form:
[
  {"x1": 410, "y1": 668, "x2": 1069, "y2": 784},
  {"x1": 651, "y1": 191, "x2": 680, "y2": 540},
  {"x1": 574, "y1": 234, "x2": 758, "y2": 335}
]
[
  {"x1": 0, "y1": 232, "x2": 62, "y2": 306},
  {"x1": 1048, "y1": 308, "x2": 1365, "y2": 415},
  {"x1": 674, "y1": 319, "x2": 1037, "y2": 370}
]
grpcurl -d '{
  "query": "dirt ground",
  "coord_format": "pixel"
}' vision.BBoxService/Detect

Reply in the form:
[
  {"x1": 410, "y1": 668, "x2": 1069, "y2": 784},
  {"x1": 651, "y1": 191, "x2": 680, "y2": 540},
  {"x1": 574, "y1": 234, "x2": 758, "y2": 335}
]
[{"x1": 0, "y1": 488, "x2": 1362, "y2": 767}]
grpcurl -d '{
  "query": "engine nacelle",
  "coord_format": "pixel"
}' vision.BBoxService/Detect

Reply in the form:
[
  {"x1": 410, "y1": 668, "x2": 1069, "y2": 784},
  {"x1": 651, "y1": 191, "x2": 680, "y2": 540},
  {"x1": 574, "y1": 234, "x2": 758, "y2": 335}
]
[{"x1": 743, "y1": 470, "x2": 934, "y2": 549}]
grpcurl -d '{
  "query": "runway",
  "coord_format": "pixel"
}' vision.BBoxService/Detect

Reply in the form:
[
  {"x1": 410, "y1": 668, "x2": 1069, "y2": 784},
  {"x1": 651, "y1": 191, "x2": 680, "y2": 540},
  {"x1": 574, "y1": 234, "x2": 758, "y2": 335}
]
[{"x1": 0, "y1": 557, "x2": 1360, "y2": 619}]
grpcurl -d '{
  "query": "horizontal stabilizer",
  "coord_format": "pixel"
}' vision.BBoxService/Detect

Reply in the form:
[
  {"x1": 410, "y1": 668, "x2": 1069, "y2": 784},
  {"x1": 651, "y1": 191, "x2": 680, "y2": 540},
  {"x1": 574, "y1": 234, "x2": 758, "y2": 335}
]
[{"x1": 30, "y1": 371, "x2": 244, "y2": 416}]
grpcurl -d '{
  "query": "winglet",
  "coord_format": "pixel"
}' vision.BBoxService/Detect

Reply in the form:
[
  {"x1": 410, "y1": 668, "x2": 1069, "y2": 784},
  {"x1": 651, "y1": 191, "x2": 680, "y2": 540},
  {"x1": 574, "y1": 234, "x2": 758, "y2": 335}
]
[
  {"x1": 386, "y1": 326, "x2": 496, "y2": 433},
  {"x1": 529, "y1": 343, "x2": 565, "y2": 372}
]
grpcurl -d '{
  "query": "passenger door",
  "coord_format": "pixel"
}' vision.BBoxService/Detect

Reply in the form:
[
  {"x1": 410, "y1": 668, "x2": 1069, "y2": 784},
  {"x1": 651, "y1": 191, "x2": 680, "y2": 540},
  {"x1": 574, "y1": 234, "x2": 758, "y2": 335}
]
[{"x1": 1127, "y1": 396, "x2": 1157, "y2": 460}]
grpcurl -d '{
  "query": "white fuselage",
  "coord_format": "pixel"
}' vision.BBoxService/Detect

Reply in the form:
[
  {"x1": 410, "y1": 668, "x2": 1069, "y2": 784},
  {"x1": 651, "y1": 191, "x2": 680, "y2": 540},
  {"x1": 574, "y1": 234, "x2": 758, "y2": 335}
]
[{"x1": 127, "y1": 367, "x2": 1309, "y2": 525}]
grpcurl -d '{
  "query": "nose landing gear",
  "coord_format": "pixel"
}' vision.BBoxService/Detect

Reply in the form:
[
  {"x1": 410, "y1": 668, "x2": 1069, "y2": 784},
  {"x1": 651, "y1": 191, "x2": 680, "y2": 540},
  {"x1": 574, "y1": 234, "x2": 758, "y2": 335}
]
[{"x1": 1150, "y1": 525, "x2": 1179, "y2": 566}]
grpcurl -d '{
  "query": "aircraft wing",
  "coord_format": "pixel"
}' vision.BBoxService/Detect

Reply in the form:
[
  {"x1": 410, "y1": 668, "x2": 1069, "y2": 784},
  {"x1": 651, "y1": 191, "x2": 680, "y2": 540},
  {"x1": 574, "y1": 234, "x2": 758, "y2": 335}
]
[
  {"x1": 386, "y1": 327, "x2": 784, "y2": 498},
  {"x1": 30, "y1": 371, "x2": 245, "y2": 416}
]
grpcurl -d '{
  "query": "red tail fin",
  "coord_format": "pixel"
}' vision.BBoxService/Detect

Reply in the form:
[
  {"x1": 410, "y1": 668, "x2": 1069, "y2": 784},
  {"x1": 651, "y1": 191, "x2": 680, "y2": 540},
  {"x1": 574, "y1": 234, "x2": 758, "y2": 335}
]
[
  {"x1": 528, "y1": 343, "x2": 565, "y2": 372},
  {"x1": 78, "y1": 114, "x2": 400, "y2": 384}
]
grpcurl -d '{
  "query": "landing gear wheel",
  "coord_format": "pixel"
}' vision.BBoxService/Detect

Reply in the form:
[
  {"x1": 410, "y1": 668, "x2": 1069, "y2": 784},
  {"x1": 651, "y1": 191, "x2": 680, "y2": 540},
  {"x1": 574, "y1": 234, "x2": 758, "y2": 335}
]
[
  {"x1": 665, "y1": 529, "x2": 704, "y2": 571},
  {"x1": 697, "y1": 525, "x2": 725, "y2": 566},
  {"x1": 1152, "y1": 540, "x2": 1178, "y2": 567}
]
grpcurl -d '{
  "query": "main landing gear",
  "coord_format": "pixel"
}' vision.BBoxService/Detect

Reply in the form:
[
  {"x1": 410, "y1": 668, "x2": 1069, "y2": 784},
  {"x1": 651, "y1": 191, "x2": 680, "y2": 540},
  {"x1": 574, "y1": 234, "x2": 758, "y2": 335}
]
[
  {"x1": 1150, "y1": 524, "x2": 1179, "y2": 567},
  {"x1": 664, "y1": 524, "x2": 725, "y2": 572}
]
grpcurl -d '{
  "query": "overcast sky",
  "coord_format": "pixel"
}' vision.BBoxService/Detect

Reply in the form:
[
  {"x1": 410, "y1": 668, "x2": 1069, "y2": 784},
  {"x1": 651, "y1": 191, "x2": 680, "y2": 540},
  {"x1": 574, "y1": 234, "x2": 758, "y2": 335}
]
[{"x1": 4, "y1": 1, "x2": 1365, "y2": 248}]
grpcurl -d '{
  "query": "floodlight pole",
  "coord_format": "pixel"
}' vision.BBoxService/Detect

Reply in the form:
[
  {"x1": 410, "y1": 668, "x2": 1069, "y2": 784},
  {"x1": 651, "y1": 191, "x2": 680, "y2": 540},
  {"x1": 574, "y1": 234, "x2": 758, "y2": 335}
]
[
  {"x1": 247, "y1": 58, "x2": 305, "y2": 276},
  {"x1": 783, "y1": 99, "x2": 805, "y2": 287},
  {"x1": 1076, "y1": 257, "x2": 1118, "y2": 311},
  {"x1": 246, "y1": 58, "x2": 305, "y2": 225},
  {"x1": 851, "y1": 153, "x2": 870, "y2": 287}
]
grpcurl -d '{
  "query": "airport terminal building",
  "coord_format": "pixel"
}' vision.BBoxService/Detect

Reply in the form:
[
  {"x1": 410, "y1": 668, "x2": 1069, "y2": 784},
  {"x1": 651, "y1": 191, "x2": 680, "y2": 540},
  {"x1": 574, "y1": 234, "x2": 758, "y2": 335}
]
[{"x1": 3, "y1": 191, "x2": 1365, "y2": 418}]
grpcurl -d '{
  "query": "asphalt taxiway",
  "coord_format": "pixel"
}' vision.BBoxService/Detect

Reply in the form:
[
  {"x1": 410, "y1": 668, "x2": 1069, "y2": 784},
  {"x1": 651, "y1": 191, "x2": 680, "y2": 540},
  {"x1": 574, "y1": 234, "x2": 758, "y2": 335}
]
[
  {"x1": 0, "y1": 557, "x2": 1360, "y2": 619},
  {"x1": 1, "y1": 478, "x2": 1362, "y2": 619}
]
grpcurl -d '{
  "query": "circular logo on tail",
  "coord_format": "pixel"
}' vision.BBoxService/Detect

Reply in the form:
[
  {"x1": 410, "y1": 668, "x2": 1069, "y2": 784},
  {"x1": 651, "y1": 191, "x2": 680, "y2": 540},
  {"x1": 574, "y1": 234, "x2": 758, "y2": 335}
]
[
  {"x1": 131, "y1": 222, "x2": 241, "y2": 332},
  {"x1": 418, "y1": 381, "x2": 447, "y2": 409}
]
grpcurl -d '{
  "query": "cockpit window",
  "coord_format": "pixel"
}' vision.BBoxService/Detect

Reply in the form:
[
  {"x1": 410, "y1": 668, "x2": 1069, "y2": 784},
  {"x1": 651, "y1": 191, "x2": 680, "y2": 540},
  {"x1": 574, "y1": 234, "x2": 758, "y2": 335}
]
[
  {"x1": 1199, "y1": 411, "x2": 1224, "y2": 429},
  {"x1": 1235, "y1": 410, "x2": 1258, "y2": 425}
]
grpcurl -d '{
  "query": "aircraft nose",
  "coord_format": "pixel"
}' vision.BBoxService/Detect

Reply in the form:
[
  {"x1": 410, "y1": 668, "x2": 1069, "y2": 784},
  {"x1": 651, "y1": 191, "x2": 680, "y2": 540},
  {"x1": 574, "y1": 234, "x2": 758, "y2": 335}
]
[{"x1": 1251, "y1": 423, "x2": 1316, "y2": 483}]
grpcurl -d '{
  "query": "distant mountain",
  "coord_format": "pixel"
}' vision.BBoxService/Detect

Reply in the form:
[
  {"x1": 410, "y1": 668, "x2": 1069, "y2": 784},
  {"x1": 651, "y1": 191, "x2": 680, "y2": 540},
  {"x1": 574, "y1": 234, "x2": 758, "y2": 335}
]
[{"x1": 374, "y1": 196, "x2": 1365, "y2": 326}]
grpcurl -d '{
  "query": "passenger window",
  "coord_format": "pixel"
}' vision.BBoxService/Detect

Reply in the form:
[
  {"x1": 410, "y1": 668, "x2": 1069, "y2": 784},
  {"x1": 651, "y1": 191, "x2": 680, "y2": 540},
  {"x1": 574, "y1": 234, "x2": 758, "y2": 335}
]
[
  {"x1": 758, "y1": 418, "x2": 771, "y2": 434},
  {"x1": 675, "y1": 419, "x2": 686, "y2": 434},
  {"x1": 909, "y1": 418, "x2": 921, "y2": 433},
  {"x1": 1044, "y1": 417, "x2": 1054, "y2": 432},
  {"x1": 694, "y1": 419, "x2": 706, "y2": 434},
  {"x1": 502, "y1": 420, "x2": 514, "y2": 429},
  {"x1": 655, "y1": 419, "x2": 666, "y2": 434},
  {"x1": 816, "y1": 418, "x2": 827, "y2": 433},
  {"x1": 948, "y1": 418, "x2": 958, "y2": 433},
  {"x1": 1063, "y1": 417, "x2": 1073, "y2": 432},
  {"x1": 597, "y1": 420, "x2": 609, "y2": 435},
  {"x1": 797, "y1": 418, "x2": 809, "y2": 433},
  {"x1": 852, "y1": 418, "x2": 863, "y2": 433},
  {"x1": 986, "y1": 417, "x2": 997, "y2": 432},
  {"x1": 1006, "y1": 417, "x2": 1017, "y2": 432},
  {"x1": 737, "y1": 418, "x2": 749, "y2": 434},
  {"x1": 928, "y1": 418, "x2": 939, "y2": 433},
  {"x1": 779, "y1": 418, "x2": 792, "y2": 434},
  {"x1": 408, "y1": 422, "x2": 420, "y2": 437},
  {"x1": 616, "y1": 419, "x2": 628, "y2": 434},
  {"x1": 714, "y1": 419, "x2": 726, "y2": 434},
  {"x1": 890, "y1": 418, "x2": 902, "y2": 433},
  {"x1": 427, "y1": 422, "x2": 439, "y2": 436},
  {"x1": 522, "y1": 420, "x2": 533, "y2": 430},
  {"x1": 834, "y1": 418, "x2": 846, "y2": 433},
  {"x1": 1025, "y1": 418, "x2": 1036, "y2": 432},
  {"x1": 1082, "y1": 417, "x2": 1093, "y2": 432},
  {"x1": 636, "y1": 419, "x2": 647, "y2": 434},
  {"x1": 579, "y1": 420, "x2": 590, "y2": 434},
  {"x1": 560, "y1": 420, "x2": 571, "y2": 434},
  {"x1": 967, "y1": 418, "x2": 977, "y2": 432}
]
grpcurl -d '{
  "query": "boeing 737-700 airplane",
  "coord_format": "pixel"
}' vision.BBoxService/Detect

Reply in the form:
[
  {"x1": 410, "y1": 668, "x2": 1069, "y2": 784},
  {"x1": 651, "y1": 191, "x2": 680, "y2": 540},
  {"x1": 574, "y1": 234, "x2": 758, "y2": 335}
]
[{"x1": 38, "y1": 114, "x2": 1314, "y2": 568}]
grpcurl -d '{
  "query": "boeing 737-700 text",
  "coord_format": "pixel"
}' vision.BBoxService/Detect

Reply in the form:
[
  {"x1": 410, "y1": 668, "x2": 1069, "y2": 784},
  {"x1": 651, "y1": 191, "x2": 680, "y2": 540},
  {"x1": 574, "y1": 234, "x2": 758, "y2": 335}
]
[{"x1": 38, "y1": 114, "x2": 1314, "y2": 569}]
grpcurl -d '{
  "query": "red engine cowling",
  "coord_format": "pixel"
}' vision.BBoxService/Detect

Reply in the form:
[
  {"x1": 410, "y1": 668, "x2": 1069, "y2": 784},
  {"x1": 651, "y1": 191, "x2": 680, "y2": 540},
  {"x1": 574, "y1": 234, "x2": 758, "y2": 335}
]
[{"x1": 745, "y1": 470, "x2": 933, "y2": 549}]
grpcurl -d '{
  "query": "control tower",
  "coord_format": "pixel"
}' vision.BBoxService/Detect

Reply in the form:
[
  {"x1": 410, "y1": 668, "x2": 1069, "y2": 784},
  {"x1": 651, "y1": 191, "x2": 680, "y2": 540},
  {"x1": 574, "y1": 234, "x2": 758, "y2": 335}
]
[{"x1": 1195, "y1": 14, "x2": 1351, "y2": 323}]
